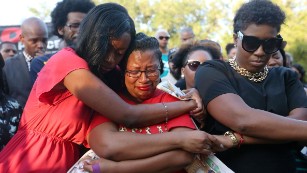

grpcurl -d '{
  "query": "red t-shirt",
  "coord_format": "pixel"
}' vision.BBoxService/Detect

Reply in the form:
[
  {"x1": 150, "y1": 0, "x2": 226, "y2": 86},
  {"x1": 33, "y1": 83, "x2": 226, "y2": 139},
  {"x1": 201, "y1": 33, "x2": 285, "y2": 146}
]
[{"x1": 89, "y1": 89, "x2": 196, "y2": 173}]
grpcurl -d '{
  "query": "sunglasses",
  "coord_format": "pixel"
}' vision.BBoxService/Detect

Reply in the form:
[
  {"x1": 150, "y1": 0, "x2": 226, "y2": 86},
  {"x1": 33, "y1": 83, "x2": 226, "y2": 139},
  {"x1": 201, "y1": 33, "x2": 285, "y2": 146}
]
[
  {"x1": 158, "y1": 36, "x2": 170, "y2": 40},
  {"x1": 237, "y1": 31, "x2": 283, "y2": 54},
  {"x1": 184, "y1": 60, "x2": 202, "y2": 71}
]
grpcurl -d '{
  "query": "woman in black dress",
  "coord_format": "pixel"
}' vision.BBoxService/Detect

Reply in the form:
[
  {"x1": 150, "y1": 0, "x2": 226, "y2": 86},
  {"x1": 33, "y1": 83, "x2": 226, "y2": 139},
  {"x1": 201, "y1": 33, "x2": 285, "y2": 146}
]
[{"x1": 195, "y1": 0, "x2": 307, "y2": 173}]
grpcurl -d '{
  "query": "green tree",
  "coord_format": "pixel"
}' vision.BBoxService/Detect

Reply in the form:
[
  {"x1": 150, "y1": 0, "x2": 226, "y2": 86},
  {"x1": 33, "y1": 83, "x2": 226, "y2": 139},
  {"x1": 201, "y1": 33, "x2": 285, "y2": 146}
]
[
  {"x1": 96, "y1": 0, "x2": 230, "y2": 49},
  {"x1": 30, "y1": 0, "x2": 305, "y2": 66},
  {"x1": 28, "y1": 2, "x2": 52, "y2": 21}
]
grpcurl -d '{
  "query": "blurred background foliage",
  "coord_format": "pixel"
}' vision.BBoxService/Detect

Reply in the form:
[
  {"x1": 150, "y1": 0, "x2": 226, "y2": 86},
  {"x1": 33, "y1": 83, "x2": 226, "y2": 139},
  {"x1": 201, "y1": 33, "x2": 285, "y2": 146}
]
[
  {"x1": 94, "y1": 0, "x2": 306, "y2": 66},
  {"x1": 31, "y1": 0, "x2": 307, "y2": 72}
]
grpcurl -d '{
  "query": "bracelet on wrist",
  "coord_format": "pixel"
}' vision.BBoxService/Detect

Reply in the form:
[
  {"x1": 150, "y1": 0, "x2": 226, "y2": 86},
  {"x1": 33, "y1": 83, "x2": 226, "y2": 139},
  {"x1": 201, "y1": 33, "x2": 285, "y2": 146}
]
[
  {"x1": 224, "y1": 131, "x2": 239, "y2": 147},
  {"x1": 235, "y1": 132, "x2": 244, "y2": 149},
  {"x1": 161, "y1": 102, "x2": 169, "y2": 131}
]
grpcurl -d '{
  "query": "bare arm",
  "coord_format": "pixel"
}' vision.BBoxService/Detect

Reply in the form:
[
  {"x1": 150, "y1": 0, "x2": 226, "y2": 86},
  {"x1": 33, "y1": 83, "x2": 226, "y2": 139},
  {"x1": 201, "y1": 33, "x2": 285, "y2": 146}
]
[
  {"x1": 63, "y1": 69, "x2": 197, "y2": 127},
  {"x1": 213, "y1": 107, "x2": 307, "y2": 147},
  {"x1": 288, "y1": 108, "x2": 307, "y2": 120},
  {"x1": 207, "y1": 93, "x2": 307, "y2": 141},
  {"x1": 88, "y1": 122, "x2": 213, "y2": 161},
  {"x1": 83, "y1": 150, "x2": 193, "y2": 173}
]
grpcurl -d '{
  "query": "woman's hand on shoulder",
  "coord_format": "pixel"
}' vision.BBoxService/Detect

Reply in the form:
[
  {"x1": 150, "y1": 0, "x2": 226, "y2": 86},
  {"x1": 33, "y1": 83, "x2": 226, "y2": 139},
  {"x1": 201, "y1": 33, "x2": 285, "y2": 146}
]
[{"x1": 181, "y1": 88, "x2": 205, "y2": 121}]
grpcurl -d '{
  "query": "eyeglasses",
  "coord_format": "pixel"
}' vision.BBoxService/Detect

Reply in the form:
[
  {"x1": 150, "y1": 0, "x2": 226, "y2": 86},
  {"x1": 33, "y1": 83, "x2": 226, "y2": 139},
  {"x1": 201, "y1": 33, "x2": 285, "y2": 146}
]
[
  {"x1": 184, "y1": 60, "x2": 202, "y2": 71},
  {"x1": 65, "y1": 23, "x2": 81, "y2": 31},
  {"x1": 158, "y1": 36, "x2": 170, "y2": 40},
  {"x1": 126, "y1": 68, "x2": 161, "y2": 78},
  {"x1": 237, "y1": 31, "x2": 283, "y2": 54}
]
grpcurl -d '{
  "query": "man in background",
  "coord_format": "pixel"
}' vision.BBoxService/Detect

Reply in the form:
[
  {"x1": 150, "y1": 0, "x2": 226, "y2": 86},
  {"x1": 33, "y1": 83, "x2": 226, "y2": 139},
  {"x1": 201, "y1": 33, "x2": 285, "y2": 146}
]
[
  {"x1": 3, "y1": 17, "x2": 48, "y2": 107},
  {"x1": 30, "y1": 0, "x2": 95, "y2": 85},
  {"x1": 0, "y1": 42, "x2": 17, "y2": 60},
  {"x1": 155, "y1": 29, "x2": 171, "y2": 80},
  {"x1": 179, "y1": 27, "x2": 195, "y2": 45},
  {"x1": 225, "y1": 43, "x2": 237, "y2": 60}
]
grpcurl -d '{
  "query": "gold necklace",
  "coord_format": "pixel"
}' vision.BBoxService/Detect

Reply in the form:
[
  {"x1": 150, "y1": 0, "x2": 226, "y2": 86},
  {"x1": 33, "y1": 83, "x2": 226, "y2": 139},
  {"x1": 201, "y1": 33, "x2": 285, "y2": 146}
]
[{"x1": 229, "y1": 58, "x2": 268, "y2": 82}]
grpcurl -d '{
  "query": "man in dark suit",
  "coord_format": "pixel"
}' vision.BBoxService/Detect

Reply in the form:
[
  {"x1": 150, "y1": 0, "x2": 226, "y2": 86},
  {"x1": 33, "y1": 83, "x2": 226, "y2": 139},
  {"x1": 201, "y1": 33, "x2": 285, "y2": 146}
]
[{"x1": 3, "y1": 17, "x2": 48, "y2": 107}]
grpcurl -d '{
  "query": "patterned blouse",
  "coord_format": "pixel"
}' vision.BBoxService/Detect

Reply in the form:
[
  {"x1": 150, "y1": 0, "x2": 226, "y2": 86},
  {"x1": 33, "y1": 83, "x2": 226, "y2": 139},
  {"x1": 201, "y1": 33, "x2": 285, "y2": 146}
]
[{"x1": 0, "y1": 92, "x2": 22, "y2": 150}]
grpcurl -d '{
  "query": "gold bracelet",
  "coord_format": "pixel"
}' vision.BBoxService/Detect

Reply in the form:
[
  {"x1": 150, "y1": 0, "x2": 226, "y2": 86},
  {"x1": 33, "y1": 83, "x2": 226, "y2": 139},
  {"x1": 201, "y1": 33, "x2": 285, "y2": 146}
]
[{"x1": 224, "y1": 131, "x2": 239, "y2": 147}]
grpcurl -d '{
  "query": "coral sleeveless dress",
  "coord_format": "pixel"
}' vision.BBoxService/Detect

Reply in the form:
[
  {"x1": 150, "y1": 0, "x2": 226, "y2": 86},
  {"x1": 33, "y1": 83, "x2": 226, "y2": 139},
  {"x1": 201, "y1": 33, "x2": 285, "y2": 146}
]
[{"x1": 0, "y1": 48, "x2": 97, "y2": 172}]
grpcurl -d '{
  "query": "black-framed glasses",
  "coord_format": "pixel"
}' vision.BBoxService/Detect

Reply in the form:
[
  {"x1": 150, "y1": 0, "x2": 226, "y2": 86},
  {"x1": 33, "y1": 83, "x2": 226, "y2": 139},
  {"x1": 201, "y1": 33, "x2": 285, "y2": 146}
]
[
  {"x1": 65, "y1": 23, "x2": 81, "y2": 31},
  {"x1": 126, "y1": 68, "x2": 161, "y2": 78},
  {"x1": 237, "y1": 31, "x2": 283, "y2": 54},
  {"x1": 158, "y1": 36, "x2": 170, "y2": 40},
  {"x1": 184, "y1": 60, "x2": 202, "y2": 71}
]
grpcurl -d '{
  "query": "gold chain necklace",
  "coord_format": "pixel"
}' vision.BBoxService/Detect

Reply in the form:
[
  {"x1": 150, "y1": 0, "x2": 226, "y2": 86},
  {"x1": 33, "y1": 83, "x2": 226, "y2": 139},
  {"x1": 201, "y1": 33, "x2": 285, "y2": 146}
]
[{"x1": 229, "y1": 58, "x2": 268, "y2": 82}]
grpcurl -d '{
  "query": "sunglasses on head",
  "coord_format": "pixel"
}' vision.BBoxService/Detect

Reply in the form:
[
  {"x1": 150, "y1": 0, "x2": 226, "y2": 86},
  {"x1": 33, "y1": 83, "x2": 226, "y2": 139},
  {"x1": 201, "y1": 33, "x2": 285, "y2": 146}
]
[
  {"x1": 158, "y1": 36, "x2": 170, "y2": 40},
  {"x1": 237, "y1": 31, "x2": 283, "y2": 54},
  {"x1": 184, "y1": 60, "x2": 202, "y2": 71}
]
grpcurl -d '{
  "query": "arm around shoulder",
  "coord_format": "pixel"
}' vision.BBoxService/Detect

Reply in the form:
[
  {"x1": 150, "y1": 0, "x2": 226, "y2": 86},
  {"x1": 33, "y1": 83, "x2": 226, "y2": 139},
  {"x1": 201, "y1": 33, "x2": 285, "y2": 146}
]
[{"x1": 64, "y1": 69, "x2": 197, "y2": 127}]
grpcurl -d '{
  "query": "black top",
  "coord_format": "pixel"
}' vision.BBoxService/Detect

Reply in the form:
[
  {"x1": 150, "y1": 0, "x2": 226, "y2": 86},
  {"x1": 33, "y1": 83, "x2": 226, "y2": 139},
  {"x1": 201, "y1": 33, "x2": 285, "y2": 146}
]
[
  {"x1": 175, "y1": 78, "x2": 186, "y2": 90},
  {"x1": 195, "y1": 60, "x2": 307, "y2": 173}
]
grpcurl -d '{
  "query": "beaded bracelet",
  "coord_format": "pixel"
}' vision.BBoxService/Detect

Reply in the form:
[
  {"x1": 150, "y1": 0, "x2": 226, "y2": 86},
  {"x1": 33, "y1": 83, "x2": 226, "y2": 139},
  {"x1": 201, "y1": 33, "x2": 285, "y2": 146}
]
[
  {"x1": 161, "y1": 102, "x2": 169, "y2": 131},
  {"x1": 236, "y1": 132, "x2": 244, "y2": 149},
  {"x1": 161, "y1": 102, "x2": 169, "y2": 123}
]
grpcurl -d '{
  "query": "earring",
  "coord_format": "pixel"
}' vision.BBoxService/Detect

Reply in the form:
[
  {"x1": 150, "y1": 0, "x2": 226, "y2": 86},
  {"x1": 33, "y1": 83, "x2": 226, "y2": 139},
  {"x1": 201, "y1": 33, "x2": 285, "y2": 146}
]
[
  {"x1": 234, "y1": 44, "x2": 237, "y2": 47},
  {"x1": 181, "y1": 74, "x2": 184, "y2": 78}
]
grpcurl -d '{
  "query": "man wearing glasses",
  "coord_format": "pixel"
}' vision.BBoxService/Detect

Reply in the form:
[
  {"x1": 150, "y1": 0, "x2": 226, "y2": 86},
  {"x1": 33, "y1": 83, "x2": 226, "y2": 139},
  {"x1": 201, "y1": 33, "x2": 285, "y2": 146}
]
[
  {"x1": 30, "y1": 0, "x2": 95, "y2": 85},
  {"x1": 155, "y1": 29, "x2": 172, "y2": 82}
]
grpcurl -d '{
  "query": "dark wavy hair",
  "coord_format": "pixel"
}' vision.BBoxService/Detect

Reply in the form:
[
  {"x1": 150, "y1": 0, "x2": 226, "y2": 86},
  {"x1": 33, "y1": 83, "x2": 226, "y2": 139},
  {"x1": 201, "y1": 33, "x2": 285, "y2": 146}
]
[
  {"x1": 75, "y1": 3, "x2": 136, "y2": 80},
  {"x1": 173, "y1": 40, "x2": 220, "y2": 67},
  {"x1": 233, "y1": 0, "x2": 285, "y2": 33},
  {"x1": 51, "y1": 0, "x2": 95, "y2": 38},
  {"x1": 172, "y1": 40, "x2": 221, "y2": 78},
  {"x1": 120, "y1": 32, "x2": 163, "y2": 74}
]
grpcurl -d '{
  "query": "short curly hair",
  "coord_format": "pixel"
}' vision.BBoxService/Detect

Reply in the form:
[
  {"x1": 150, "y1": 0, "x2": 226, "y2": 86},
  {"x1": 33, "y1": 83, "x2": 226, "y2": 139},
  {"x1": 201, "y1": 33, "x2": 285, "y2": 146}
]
[
  {"x1": 233, "y1": 0, "x2": 285, "y2": 33},
  {"x1": 120, "y1": 33, "x2": 163, "y2": 74},
  {"x1": 50, "y1": 0, "x2": 95, "y2": 38}
]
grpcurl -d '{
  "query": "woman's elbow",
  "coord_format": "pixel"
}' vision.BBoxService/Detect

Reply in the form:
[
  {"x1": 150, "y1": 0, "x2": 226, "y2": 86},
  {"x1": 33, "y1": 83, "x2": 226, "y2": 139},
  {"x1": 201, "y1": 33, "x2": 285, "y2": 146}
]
[
  {"x1": 93, "y1": 142, "x2": 119, "y2": 160},
  {"x1": 231, "y1": 114, "x2": 259, "y2": 134},
  {"x1": 89, "y1": 137, "x2": 119, "y2": 160}
]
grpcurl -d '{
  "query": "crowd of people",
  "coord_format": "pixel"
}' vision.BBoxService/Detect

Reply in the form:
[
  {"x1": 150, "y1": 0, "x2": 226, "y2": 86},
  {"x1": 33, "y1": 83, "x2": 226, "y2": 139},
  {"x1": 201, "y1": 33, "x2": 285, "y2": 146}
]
[{"x1": 0, "y1": 0, "x2": 306, "y2": 173}]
